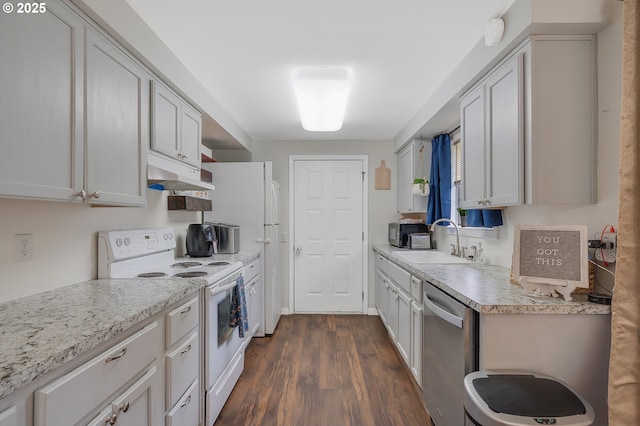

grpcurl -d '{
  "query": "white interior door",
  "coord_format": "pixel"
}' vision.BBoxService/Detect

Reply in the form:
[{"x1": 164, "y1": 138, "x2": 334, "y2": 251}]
[{"x1": 293, "y1": 159, "x2": 365, "y2": 313}]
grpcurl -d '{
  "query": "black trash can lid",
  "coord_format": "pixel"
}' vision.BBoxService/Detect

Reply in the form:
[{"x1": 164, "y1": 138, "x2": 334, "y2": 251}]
[{"x1": 472, "y1": 374, "x2": 586, "y2": 417}]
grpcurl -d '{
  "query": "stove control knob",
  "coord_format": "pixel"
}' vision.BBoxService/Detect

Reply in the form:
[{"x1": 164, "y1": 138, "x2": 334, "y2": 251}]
[
  {"x1": 124, "y1": 238, "x2": 131, "y2": 246},
  {"x1": 116, "y1": 238, "x2": 123, "y2": 247}
]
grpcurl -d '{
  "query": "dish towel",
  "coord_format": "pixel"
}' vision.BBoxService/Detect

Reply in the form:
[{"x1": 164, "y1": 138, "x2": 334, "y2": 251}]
[
  {"x1": 466, "y1": 209, "x2": 503, "y2": 228},
  {"x1": 229, "y1": 275, "x2": 249, "y2": 338}
]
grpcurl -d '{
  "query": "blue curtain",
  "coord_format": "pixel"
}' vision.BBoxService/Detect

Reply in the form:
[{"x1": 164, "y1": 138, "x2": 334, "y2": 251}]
[{"x1": 426, "y1": 133, "x2": 451, "y2": 225}]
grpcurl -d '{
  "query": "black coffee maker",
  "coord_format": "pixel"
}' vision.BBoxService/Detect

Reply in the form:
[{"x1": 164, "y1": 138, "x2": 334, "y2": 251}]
[{"x1": 186, "y1": 224, "x2": 217, "y2": 257}]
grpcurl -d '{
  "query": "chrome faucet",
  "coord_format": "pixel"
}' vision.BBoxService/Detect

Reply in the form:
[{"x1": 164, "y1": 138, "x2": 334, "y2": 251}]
[{"x1": 429, "y1": 218, "x2": 461, "y2": 257}]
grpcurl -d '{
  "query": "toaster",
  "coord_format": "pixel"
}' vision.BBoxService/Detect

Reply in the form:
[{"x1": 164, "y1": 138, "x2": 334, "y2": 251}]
[{"x1": 211, "y1": 223, "x2": 240, "y2": 254}]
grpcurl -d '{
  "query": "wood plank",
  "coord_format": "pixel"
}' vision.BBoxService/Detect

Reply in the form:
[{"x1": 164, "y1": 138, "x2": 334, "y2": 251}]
[
  {"x1": 167, "y1": 195, "x2": 212, "y2": 211},
  {"x1": 215, "y1": 314, "x2": 432, "y2": 426}
]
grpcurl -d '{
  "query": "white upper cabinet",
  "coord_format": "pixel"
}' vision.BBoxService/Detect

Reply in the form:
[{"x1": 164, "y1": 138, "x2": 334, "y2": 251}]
[
  {"x1": 0, "y1": 0, "x2": 148, "y2": 206},
  {"x1": 85, "y1": 28, "x2": 149, "y2": 206},
  {"x1": 397, "y1": 140, "x2": 430, "y2": 214},
  {"x1": 460, "y1": 35, "x2": 596, "y2": 208},
  {"x1": 151, "y1": 81, "x2": 202, "y2": 169},
  {"x1": 0, "y1": 1, "x2": 84, "y2": 202},
  {"x1": 460, "y1": 53, "x2": 523, "y2": 209}
]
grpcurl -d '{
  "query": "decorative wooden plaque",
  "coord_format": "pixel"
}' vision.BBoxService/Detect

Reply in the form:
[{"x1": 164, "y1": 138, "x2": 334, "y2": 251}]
[{"x1": 512, "y1": 225, "x2": 588, "y2": 300}]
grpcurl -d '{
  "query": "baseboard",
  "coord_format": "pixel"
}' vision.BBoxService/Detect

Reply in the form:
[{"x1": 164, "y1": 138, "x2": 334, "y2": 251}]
[
  {"x1": 281, "y1": 307, "x2": 290, "y2": 315},
  {"x1": 367, "y1": 308, "x2": 380, "y2": 316}
]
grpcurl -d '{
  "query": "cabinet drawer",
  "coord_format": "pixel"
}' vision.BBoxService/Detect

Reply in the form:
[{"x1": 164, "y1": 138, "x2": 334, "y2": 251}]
[
  {"x1": 165, "y1": 331, "x2": 199, "y2": 409},
  {"x1": 34, "y1": 321, "x2": 159, "y2": 426},
  {"x1": 375, "y1": 253, "x2": 388, "y2": 275},
  {"x1": 244, "y1": 258, "x2": 260, "y2": 283},
  {"x1": 166, "y1": 380, "x2": 199, "y2": 426},
  {"x1": 387, "y1": 261, "x2": 411, "y2": 293},
  {"x1": 411, "y1": 276, "x2": 423, "y2": 303},
  {"x1": 166, "y1": 296, "x2": 199, "y2": 348}
]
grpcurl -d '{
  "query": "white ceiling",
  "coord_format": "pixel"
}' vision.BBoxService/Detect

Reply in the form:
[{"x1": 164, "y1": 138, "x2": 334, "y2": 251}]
[{"x1": 126, "y1": 0, "x2": 516, "y2": 143}]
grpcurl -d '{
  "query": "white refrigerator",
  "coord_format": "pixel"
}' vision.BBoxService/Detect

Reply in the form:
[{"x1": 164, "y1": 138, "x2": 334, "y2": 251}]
[{"x1": 203, "y1": 161, "x2": 281, "y2": 335}]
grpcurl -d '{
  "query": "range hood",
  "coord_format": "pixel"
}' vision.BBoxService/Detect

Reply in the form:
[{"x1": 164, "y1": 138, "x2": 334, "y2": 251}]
[{"x1": 147, "y1": 153, "x2": 215, "y2": 191}]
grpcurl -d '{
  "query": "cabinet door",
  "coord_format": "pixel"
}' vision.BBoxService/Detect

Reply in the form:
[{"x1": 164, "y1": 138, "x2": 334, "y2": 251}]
[
  {"x1": 411, "y1": 300, "x2": 423, "y2": 388},
  {"x1": 397, "y1": 145, "x2": 413, "y2": 213},
  {"x1": 180, "y1": 104, "x2": 202, "y2": 168},
  {"x1": 110, "y1": 366, "x2": 160, "y2": 426},
  {"x1": 165, "y1": 380, "x2": 199, "y2": 426},
  {"x1": 460, "y1": 84, "x2": 486, "y2": 209},
  {"x1": 247, "y1": 275, "x2": 263, "y2": 337},
  {"x1": 0, "y1": 1, "x2": 84, "y2": 202},
  {"x1": 0, "y1": 406, "x2": 16, "y2": 426},
  {"x1": 386, "y1": 281, "x2": 399, "y2": 342},
  {"x1": 85, "y1": 407, "x2": 113, "y2": 426},
  {"x1": 151, "y1": 81, "x2": 181, "y2": 161},
  {"x1": 375, "y1": 269, "x2": 388, "y2": 324},
  {"x1": 397, "y1": 289, "x2": 411, "y2": 365},
  {"x1": 485, "y1": 54, "x2": 523, "y2": 207},
  {"x1": 85, "y1": 29, "x2": 148, "y2": 206}
]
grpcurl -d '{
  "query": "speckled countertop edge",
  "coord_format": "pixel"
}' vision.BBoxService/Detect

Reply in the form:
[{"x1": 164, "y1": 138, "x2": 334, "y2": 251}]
[
  {"x1": 0, "y1": 250, "x2": 262, "y2": 400},
  {"x1": 373, "y1": 245, "x2": 611, "y2": 316}
]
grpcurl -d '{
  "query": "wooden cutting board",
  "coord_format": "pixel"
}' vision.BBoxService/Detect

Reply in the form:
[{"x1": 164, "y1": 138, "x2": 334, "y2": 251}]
[{"x1": 375, "y1": 160, "x2": 391, "y2": 190}]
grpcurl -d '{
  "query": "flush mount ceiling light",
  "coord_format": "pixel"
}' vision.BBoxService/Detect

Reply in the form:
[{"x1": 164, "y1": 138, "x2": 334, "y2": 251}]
[
  {"x1": 484, "y1": 17, "x2": 505, "y2": 47},
  {"x1": 292, "y1": 66, "x2": 353, "y2": 132}
]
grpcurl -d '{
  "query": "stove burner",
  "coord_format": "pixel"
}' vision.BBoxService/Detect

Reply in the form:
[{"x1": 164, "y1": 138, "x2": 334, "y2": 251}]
[
  {"x1": 207, "y1": 261, "x2": 231, "y2": 266},
  {"x1": 136, "y1": 272, "x2": 168, "y2": 278},
  {"x1": 171, "y1": 261, "x2": 202, "y2": 268},
  {"x1": 173, "y1": 271, "x2": 209, "y2": 278}
]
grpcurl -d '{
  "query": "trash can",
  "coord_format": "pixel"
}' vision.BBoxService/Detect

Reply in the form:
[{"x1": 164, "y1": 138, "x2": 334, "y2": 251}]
[{"x1": 464, "y1": 370, "x2": 595, "y2": 426}]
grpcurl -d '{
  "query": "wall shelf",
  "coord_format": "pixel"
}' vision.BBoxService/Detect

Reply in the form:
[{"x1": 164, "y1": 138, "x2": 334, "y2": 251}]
[{"x1": 167, "y1": 195, "x2": 212, "y2": 211}]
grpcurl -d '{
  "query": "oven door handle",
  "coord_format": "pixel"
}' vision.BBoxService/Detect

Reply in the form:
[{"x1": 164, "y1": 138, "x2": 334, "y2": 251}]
[
  {"x1": 209, "y1": 280, "x2": 238, "y2": 296},
  {"x1": 424, "y1": 293, "x2": 463, "y2": 329}
]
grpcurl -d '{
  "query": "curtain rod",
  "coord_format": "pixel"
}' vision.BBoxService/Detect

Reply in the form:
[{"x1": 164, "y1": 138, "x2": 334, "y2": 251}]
[
  {"x1": 448, "y1": 125, "x2": 460, "y2": 134},
  {"x1": 413, "y1": 125, "x2": 460, "y2": 141}
]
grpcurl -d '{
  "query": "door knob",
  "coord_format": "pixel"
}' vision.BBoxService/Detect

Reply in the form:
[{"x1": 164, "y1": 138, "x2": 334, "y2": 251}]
[{"x1": 295, "y1": 246, "x2": 302, "y2": 256}]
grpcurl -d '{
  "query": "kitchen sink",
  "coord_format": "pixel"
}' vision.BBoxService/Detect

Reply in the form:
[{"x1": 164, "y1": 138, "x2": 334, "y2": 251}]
[{"x1": 391, "y1": 250, "x2": 470, "y2": 264}]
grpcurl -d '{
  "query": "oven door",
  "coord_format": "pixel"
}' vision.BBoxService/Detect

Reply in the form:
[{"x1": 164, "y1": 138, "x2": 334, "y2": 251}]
[{"x1": 205, "y1": 279, "x2": 245, "y2": 388}]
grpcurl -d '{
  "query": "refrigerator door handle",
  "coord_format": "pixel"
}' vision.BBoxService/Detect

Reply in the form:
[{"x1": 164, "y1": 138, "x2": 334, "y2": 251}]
[{"x1": 255, "y1": 238, "x2": 271, "y2": 244}]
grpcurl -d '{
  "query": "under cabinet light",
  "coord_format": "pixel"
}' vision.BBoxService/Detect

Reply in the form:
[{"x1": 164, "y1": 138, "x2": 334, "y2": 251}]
[{"x1": 292, "y1": 66, "x2": 353, "y2": 132}]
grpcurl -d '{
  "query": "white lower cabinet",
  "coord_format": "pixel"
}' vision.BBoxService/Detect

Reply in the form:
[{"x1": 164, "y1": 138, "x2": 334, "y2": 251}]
[
  {"x1": 396, "y1": 287, "x2": 412, "y2": 365},
  {"x1": 34, "y1": 322, "x2": 160, "y2": 426},
  {"x1": 375, "y1": 252, "x2": 424, "y2": 392},
  {"x1": 411, "y1": 300, "x2": 423, "y2": 388},
  {"x1": 0, "y1": 407, "x2": 16, "y2": 426},
  {"x1": 28, "y1": 292, "x2": 201, "y2": 426}
]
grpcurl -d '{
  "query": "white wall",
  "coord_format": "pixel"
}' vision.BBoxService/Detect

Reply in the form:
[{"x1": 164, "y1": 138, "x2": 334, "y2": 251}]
[
  {"x1": 251, "y1": 140, "x2": 398, "y2": 312},
  {"x1": 431, "y1": 1, "x2": 623, "y2": 294},
  {"x1": 0, "y1": 190, "x2": 201, "y2": 303}
]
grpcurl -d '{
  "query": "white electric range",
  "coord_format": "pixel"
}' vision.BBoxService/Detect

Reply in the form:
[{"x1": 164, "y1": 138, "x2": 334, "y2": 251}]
[{"x1": 97, "y1": 228, "x2": 247, "y2": 425}]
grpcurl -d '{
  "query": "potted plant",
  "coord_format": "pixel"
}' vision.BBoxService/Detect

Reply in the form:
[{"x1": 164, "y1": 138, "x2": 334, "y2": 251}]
[
  {"x1": 412, "y1": 177, "x2": 429, "y2": 196},
  {"x1": 457, "y1": 207, "x2": 467, "y2": 227}
]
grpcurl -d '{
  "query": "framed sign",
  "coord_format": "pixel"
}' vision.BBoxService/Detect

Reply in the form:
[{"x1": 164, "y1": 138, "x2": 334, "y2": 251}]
[{"x1": 512, "y1": 225, "x2": 588, "y2": 300}]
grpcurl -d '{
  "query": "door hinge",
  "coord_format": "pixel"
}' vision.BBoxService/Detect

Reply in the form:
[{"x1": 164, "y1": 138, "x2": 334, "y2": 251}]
[
  {"x1": 362, "y1": 291, "x2": 364, "y2": 301},
  {"x1": 361, "y1": 171, "x2": 365, "y2": 181},
  {"x1": 362, "y1": 231, "x2": 364, "y2": 241}
]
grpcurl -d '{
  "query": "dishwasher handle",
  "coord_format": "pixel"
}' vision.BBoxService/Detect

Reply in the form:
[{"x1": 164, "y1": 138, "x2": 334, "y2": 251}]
[{"x1": 424, "y1": 292, "x2": 463, "y2": 329}]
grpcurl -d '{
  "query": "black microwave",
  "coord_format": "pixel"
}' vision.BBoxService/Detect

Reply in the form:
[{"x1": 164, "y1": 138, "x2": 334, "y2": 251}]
[{"x1": 388, "y1": 222, "x2": 430, "y2": 248}]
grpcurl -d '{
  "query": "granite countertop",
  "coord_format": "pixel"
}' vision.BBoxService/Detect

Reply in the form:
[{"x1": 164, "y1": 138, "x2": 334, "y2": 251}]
[
  {"x1": 373, "y1": 244, "x2": 611, "y2": 315},
  {"x1": 0, "y1": 249, "x2": 261, "y2": 400}
]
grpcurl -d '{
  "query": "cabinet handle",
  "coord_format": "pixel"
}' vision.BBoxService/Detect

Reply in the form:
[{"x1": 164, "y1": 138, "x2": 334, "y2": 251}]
[
  {"x1": 119, "y1": 402, "x2": 130, "y2": 413},
  {"x1": 105, "y1": 348, "x2": 127, "y2": 363},
  {"x1": 477, "y1": 200, "x2": 484, "y2": 205},
  {"x1": 180, "y1": 344, "x2": 192, "y2": 355},
  {"x1": 88, "y1": 191, "x2": 100, "y2": 199},
  {"x1": 105, "y1": 413, "x2": 117, "y2": 425},
  {"x1": 181, "y1": 395, "x2": 192, "y2": 408},
  {"x1": 75, "y1": 190, "x2": 86, "y2": 199},
  {"x1": 180, "y1": 306, "x2": 192, "y2": 315}
]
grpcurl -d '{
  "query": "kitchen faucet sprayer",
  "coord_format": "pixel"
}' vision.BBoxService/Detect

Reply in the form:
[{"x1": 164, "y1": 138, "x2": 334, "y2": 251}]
[{"x1": 429, "y1": 218, "x2": 461, "y2": 257}]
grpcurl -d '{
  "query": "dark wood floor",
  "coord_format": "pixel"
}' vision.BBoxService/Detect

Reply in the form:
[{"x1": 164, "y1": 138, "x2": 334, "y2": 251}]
[{"x1": 215, "y1": 314, "x2": 432, "y2": 426}]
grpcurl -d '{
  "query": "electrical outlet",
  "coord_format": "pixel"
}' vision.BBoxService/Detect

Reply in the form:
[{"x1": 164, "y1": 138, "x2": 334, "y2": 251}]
[
  {"x1": 594, "y1": 231, "x2": 616, "y2": 264},
  {"x1": 14, "y1": 234, "x2": 33, "y2": 262}
]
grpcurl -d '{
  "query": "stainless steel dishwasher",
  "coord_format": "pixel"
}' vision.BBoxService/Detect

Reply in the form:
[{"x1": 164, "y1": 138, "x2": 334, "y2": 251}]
[{"x1": 422, "y1": 282, "x2": 478, "y2": 426}]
